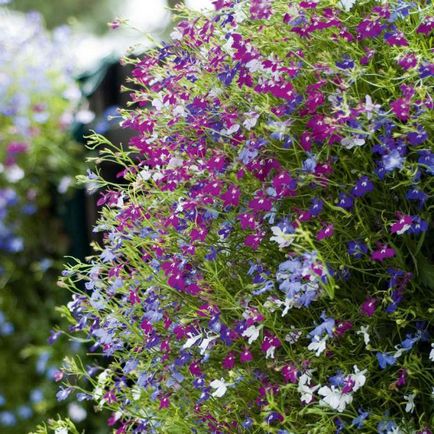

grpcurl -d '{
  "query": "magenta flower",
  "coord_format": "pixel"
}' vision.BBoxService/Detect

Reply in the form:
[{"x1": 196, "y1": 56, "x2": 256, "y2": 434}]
[
  {"x1": 385, "y1": 32, "x2": 408, "y2": 47},
  {"x1": 272, "y1": 171, "x2": 297, "y2": 197},
  {"x1": 395, "y1": 368, "x2": 407, "y2": 387},
  {"x1": 360, "y1": 298, "x2": 377, "y2": 317},
  {"x1": 244, "y1": 232, "x2": 264, "y2": 250},
  {"x1": 397, "y1": 53, "x2": 418, "y2": 70},
  {"x1": 316, "y1": 224, "x2": 334, "y2": 241},
  {"x1": 168, "y1": 273, "x2": 186, "y2": 290},
  {"x1": 220, "y1": 185, "x2": 241, "y2": 207},
  {"x1": 391, "y1": 98, "x2": 410, "y2": 121},
  {"x1": 240, "y1": 348, "x2": 253, "y2": 363},
  {"x1": 416, "y1": 16, "x2": 434, "y2": 35},
  {"x1": 390, "y1": 214, "x2": 413, "y2": 235},
  {"x1": 250, "y1": 0, "x2": 273, "y2": 20},
  {"x1": 238, "y1": 213, "x2": 257, "y2": 230},
  {"x1": 248, "y1": 193, "x2": 273, "y2": 212},
  {"x1": 281, "y1": 364, "x2": 298, "y2": 384},
  {"x1": 190, "y1": 226, "x2": 208, "y2": 242},
  {"x1": 159, "y1": 396, "x2": 170, "y2": 410},
  {"x1": 189, "y1": 362, "x2": 202, "y2": 377},
  {"x1": 371, "y1": 245, "x2": 396, "y2": 262},
  {"x1": 360, "y1": 47, "x2": 375, "y2": 65},
  {"x1": 357, "y1": 19, "x2": 383, "y2": 39},
  {"x1": 334, "y1": 321, "x2": 352, "y2": 336},
  {"x1": 222, "y1": 353, "x2": 236, "y2": 369}
]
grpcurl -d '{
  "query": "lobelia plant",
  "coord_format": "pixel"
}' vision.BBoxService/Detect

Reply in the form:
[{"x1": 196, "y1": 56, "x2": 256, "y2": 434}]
[{"x1": 48, "y1": 0, "x2": 433, "y2": 433}]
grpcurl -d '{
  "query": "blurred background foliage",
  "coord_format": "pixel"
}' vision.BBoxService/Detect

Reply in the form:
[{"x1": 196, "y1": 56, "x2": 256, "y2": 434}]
[{"x1": 11, "y1": 0, "x2": 117, "y2": 32}]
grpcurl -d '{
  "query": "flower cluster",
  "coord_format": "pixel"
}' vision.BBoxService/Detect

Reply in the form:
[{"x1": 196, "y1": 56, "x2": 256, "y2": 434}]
[{"x1": 56, "y1": 1, "x2": 433, "y2": 433}]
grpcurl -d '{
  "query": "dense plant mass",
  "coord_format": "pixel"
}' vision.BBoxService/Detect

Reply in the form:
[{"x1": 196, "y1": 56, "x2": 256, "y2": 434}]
[
  {"x1": 0, "y1": 10, "x2": 89, "y2": 432},
  {"x1": 55, "y1": 1, "x2": 433, "y2": 432}
]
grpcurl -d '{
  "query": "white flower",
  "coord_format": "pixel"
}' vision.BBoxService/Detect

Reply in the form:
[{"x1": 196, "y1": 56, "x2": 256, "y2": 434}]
[
  {"x1": 173, "y1": 104, "x2": 187, "y2": 117},
  {"x1": 243, "y1": 111, "x2": 259, "y2": 130},
  {"x1": 242, "y1": 325, "x2": 262, "y2": 345},
  {"x1": 210, "y1": 378, "x2": 230, "y2": 398},
  {"x1": 404, "y1": 393, "x2": 416, "y2": 413},
  {"x1": 356, "y1": 325, "x2": 370, "y2": 346},
  {"x1": 170, "y1": 28, "x2": 182, "y2": 40},
  {"x1": 182, "y1": 333, "x2": 203, "y2": 350},
  {"x1": 349, "y1": 366, "x2": 367, "y2": 391},
  {"x1": 429, "y1": 343, "x2": 434, "y2": 362},
  {"x1": 246, "y1": 58, "x2": 263, "y2": 73},
  {"x1": 167, "y1": 156, "x2": 184, "y2": 169},
  {"x1": 318, "y1": 385, "x2": 353, "y2": 412},
  {"x1": 67, "y1": 402, "x2": 87, "y2": 423},
  {"x1": 365, "y1": 94, "x2": 381, "y2": 120},
  {"x1": 297, "y1": 373, "x2": 319, "y2": 404},
  {"x1": 339, "y1": 0, "x2": 357, "y2": 11},
  {"x1": 4, "y1": 164, "x2": 24, "y2": 183},
  {"x1": 341, "y1": 136, "x2": 365, "y2": 149},
  {"x1": 199, "y1": 335, "x2": 218, "y2": 355},
  {"x1": 55, "y1": 428, "x2": 68, "y2": 434},
  {"x1": 270, "y1": 226, "x2": 295, "y2": 248},
  {"x1": 308, "y1": 335, "x2": 328, "y2": 357}
]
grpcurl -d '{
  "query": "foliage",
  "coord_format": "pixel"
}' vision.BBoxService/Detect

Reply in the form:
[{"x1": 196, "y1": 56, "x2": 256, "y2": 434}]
[
  {"x1": 53, "y1": 0, "x2": 433, "y2": 433},
  {"x1": 0, "y1": 10, "x2": 104, "y2": 433},
  {"x1": 9, "y1": 0, "x2": 117, "y2": 33}
]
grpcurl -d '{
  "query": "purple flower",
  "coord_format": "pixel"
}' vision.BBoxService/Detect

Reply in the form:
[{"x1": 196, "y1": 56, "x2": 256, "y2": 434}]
[
  {"x1": 385, "y1": 31, "x2": 408, "y2": 46},
  {"x1": 265, "y1": 411, "x2": 284, "y2": 425},
  {"x1": 352, "y1": 176, "x2": 374, "y2": 197},
  {"x1": 417, "y1": 16, "x2": 434, "y2": 35},
  {"x1": 335, "y1": 56, "x2": 354, "y2": 69}
]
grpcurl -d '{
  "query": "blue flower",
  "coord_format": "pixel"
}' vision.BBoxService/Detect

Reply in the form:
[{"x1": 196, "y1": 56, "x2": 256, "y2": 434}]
[
  {"x1": 406, "y1": 188, "x2": 427, "y2": 207},
  {"x1": 376, "y1": 352, "x2": 397, "y2": 369},
  {"x1": 352, "y1": 176, "x2": 374, "y2": 197},
  {"x1": 337, "y1": 193, "x2": 353, "y2": 209},
  {"x1": 352, "y1": 408, "x2": 369, "y2": 428},
  {"x1": 347, "y1": 240, "x2": 368, "y2": 258},
  {"x1": 382, "y1": 149, "x2": 405, "y2": 172}
]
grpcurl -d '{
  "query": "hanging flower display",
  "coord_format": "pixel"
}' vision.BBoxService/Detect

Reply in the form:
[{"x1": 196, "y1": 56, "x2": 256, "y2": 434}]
[{"x1": 49, "y1": 1, "x2": 433, "y2": 433}]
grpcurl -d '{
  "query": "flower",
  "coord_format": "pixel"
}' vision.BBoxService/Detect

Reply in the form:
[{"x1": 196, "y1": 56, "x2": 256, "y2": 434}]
[
  {"x1": 371, "y1": 245, "x2": 396, "y2": 262},
  {"x1": 376, "y1": 352, "x2": 397, "y2": 369},
  {"x1": 210, "y1": 378, "x2": 230, "y2": 398},
  {"x1": 352, "y1": 176, "x2": 374, "y2": 197},
  {"x1": 361, "y1": 297, "x2": 377, "y2": 316},
  {"x1": 318, "y1": 385, "x2": 353, "y2": 412},
  {"x1": 404, "y1": 393, "x2": 415, "y2": 413}
]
